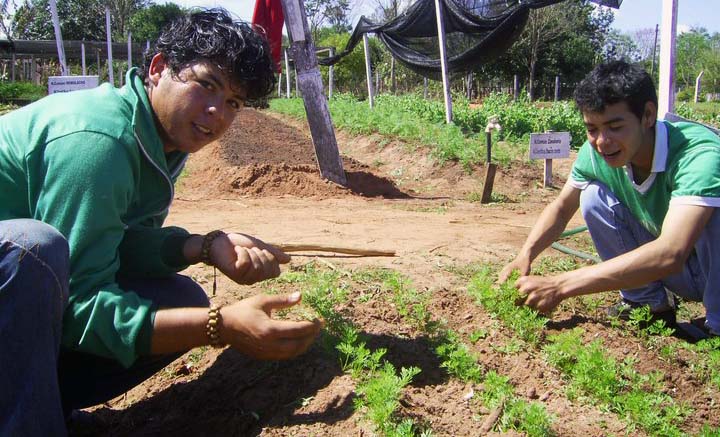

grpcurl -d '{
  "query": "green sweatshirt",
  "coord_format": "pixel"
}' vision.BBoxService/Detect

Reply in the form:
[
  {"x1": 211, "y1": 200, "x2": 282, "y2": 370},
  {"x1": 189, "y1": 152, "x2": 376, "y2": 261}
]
[{"x1": 0, "y1": 69, "x2": 192, "y2": 367}]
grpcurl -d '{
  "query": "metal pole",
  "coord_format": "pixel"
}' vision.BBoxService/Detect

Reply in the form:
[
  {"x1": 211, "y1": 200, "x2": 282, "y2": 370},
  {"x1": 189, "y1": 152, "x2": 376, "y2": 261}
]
[
  {"x1": 328, "y1": 48, "x2": 334, "y2": 99},
  {"x1": 127, "y1": 32, "x2": 132, "y2": 69},
  {"x1": 284, "y1": 48, "x2": 290, "y2": 98},
  {"x1": 434, "y1": 0, "x2": 452, "y2": 123},
  {"x1": 105, "y1": 7, "x2": 115, "y2": 86},
  {"x1": 278, "y1": 72, "x2": 282, "y2": 97},
  {"x1": 658, "y1": 0, "x2": 677, "y2": 117},
  {"x1": 49, "y1": 0, "x2": 68, "y2": 75},
  {"x1": 694, "y1": 71, "x2": 704, "y2": 103},
  {"x1": 81, "y1": 43, "x2": 86, "y2": 75},
  {"x1": 363, "y1": 34, "x2": 374, "y2": 108}
]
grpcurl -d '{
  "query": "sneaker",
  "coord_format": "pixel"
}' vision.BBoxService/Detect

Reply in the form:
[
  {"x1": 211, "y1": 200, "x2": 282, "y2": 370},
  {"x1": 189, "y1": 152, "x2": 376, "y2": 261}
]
[{"x1": 605, "y1": 298, "x2": 677, "y2": 328}]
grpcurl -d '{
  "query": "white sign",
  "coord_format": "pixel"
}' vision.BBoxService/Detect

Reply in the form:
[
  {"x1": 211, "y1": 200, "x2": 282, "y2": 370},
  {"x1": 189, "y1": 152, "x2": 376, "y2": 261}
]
[
  {"x1": 529, "y1": 132, "x2": 571, "y2": 160},
  {"x1": 48, "y1": 76, "x2": 100, "y2": 94}
]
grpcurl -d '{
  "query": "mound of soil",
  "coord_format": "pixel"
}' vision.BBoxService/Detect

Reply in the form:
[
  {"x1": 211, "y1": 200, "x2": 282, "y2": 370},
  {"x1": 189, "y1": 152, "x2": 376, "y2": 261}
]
[{"x1": 182, "y1": 109, "x2": 410, "y2": 199}]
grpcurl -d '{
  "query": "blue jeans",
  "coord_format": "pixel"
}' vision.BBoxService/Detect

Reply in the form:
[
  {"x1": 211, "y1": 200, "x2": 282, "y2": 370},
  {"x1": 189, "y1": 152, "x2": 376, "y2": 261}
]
[
  {"x1": 0, "y1": 219, "x2": 70, "y2": 436},
  {"x1": 580, "y1": 182, "x2": 720, "y2": 333},
  {"x1": 0, "y1": 219, "x2": 210, "y2": 434}
]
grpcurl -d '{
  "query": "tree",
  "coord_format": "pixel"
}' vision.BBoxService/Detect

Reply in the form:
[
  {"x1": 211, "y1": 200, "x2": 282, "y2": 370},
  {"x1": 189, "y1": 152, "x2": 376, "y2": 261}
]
[
  {"x1": 103, "y1": 0, "x2": 148, "y2": 39},
  {"x1": 128, "y1": 2, "x2": 183, "y2": 42},
  {"x1": 11, "y1": 0, "x2": 106, "y2": 40},
  {"x1": 305, "y1": 0, "x2": 350, "y2": 41},
  {"x1": 602, "y1": 29, "x2": 640, "y2": 62}
]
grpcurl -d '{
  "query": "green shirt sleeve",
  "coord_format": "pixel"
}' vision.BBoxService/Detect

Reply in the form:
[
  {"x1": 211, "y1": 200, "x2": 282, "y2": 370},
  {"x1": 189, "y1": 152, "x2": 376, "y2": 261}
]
[{"x1": 29, "y1": 131, "x2": 155, "y2": 367}]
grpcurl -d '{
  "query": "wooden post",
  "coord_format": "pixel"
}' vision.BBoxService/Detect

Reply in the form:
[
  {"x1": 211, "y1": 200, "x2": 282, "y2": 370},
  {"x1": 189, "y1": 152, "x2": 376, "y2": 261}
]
[
  {"x1": 543, "y1": 159, "x2": 553, "y2": 188},
  {"x1": 375, "y1": 70, "x2": 380, "y2": 94},
  {"x1": 363, "y1": 34, "x2": 374, "y2": 108},
  {"x1": 658, "y1": 0, "x2": 677, "y2": 117},
  {"x1": 49, "y1": 0, "x2": 68, "y2": 76},
  {"x1": 466, "y1": 71, "x2": 473, "y2": 99},
  {"x1": 31, "y1": 57, "x2": 37, "y2": 84},
  {"x1": 280, "y1": 0, "x2": 347, "y2": 185},
  {"x1": 554, "y1": 76, "x2": 560, "y2": 101},
  {"x1": 277, "y1": 72, "x2": 282, "y2": 97},
  {"x1": 390, "y1": 57, "x2": 396, "y2": 94},
  {"x1": 284, "y1": 48, "x2": 291, "y2": 97},
  {"x1": 11, "y1": 53, "x2": 15, "y2": 82},
  {"x1": 434, "y1": 0, "x2": 452, "y2": 124},
  {"x1": 513, "y1": 74, "x2": 519, "y2": 101},
  {"x1": 294, "y1": 65, "x2": 300, "y2": 97},
  {"x1": 96, "y1": 49, "x2": 101, "y2": 77},
  {"x1": 423, "y1": 77, "x2": 428, "y2": 99},
  {"x1": 81, "y1": 43, "x2": 87, "y2": 75},
  {"x1": 106, "y1": 7, "x2": 114, "y2": 86},
  {"x1": 694, "y1": 71, "x2": 704, "y2": 103},
  {"x1": 328, "y1": 48, "x2": 334, "y2": 99}
]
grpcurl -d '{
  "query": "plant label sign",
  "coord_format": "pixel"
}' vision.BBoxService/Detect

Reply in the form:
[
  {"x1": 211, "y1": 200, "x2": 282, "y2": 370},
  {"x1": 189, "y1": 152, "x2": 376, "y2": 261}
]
[
  {"x1": 529, "y1": 132, "x2": 571, "y2": 160},
  {"x1": 48, "y1": 76, "x2": 99, "y2": 94}
]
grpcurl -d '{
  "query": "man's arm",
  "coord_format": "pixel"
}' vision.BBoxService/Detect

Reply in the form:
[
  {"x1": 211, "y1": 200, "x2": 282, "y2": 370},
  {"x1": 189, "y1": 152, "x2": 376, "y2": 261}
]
[
  {"x1": 498, "y1": 181, "x2": 581, "y2": 282},
  {"x1": 150, "y1": 292, "x2": 323, "y2": 359},
  {"x1": 519, "y1": 203, "x2": 714, "y2": 313}
]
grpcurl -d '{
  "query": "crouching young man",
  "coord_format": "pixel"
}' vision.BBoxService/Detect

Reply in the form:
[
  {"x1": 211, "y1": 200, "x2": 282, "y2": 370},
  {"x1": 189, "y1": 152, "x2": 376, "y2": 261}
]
[
  {"x1": 0, "y1": 8, "x2": 322, "y2": 435},
  {"x1": 499, "y1": 61, "x2": 720, "y2": 337}
]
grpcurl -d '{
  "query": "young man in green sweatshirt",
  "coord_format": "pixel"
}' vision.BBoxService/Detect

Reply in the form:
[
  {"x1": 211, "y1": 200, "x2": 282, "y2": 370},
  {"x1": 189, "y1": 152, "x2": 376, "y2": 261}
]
[{"x1": 0, "y1": 9, "x2": 322, "y2": 435}]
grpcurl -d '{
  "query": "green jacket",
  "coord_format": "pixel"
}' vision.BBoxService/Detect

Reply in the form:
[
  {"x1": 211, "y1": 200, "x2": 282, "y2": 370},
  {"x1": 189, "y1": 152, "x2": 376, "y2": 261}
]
[{"x1": 0, "y1": 69, "x2": 191, "y2": 367}]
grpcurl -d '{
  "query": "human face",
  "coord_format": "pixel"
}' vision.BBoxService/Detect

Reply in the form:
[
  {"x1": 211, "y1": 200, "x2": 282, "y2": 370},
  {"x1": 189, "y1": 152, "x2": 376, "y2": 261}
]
[
  {"x1": 582, "y1": 101, "x2": 656, "y2": 171},
  {"x1": 146, "y1": 54, "x2": 246, "y2": 154}
]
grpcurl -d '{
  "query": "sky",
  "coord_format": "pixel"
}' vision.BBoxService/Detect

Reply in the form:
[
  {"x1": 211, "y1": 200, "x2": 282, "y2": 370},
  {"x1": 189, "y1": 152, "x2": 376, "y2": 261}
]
[{"x1": 186, "y1": 0, "x2": 720, "y2": 35}]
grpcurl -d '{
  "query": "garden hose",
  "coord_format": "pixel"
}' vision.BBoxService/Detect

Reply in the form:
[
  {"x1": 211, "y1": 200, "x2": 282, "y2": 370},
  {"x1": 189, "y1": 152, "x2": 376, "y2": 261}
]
[{"x1": 551, "y1": 225, "x2": 602, "y2": 263}]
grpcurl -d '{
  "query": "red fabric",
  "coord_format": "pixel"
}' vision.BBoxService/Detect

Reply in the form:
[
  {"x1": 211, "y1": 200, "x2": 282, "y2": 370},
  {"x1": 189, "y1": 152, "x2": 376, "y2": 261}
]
[{"x1": 252, "y1": 0, "x2": 284, "y2": 73}]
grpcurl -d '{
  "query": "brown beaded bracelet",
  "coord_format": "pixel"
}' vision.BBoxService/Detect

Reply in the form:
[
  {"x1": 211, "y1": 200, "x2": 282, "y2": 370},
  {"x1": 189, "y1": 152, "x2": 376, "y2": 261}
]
[
  {"x1": 206, "y1": 304, "x2": 224, "y2": 348},
  {"x1": 200, "y1": 230, "x2": 225, "y2": 266}
]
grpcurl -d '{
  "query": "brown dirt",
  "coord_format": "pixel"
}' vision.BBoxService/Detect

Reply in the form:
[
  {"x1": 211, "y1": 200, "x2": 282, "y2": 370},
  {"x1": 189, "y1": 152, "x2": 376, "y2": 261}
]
[{"x1": 78, "y1": 108, "x2": 719, "y2": 436}]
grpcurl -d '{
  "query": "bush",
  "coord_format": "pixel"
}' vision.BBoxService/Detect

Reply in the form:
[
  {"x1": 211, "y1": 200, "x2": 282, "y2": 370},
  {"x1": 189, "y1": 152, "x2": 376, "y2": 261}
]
[{"x1": 0, "y1": 81, "x2": 46, "y2": 102}]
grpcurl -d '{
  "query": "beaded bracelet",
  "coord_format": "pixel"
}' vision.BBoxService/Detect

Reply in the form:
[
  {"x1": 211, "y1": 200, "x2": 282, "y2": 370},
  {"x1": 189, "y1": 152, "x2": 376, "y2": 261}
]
[
  {"x1": 200, "y1": 230, "x2": 225, "y2": 266},
  {"x1": 206, "y1": 304, "x2": 224, "y2": 348}
]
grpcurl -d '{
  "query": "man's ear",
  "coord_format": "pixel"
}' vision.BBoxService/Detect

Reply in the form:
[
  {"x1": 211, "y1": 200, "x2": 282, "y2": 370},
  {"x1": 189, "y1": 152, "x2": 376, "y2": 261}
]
[
  {"x1": 147, "y1": 54, "x2": 167, "y2": 86},
  {"x1": 642, "y1": 101, "x2": 658, "y2": 130}
]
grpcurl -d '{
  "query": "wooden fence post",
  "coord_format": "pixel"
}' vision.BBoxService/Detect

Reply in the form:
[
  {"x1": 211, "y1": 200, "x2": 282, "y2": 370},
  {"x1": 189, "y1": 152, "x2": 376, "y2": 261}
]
[
  {"x1": 363, "y1": 34, "x2": 374, "y2": 108},
  {"x1": 280, "y1": 0, "x2": 347, "y2": 185}
]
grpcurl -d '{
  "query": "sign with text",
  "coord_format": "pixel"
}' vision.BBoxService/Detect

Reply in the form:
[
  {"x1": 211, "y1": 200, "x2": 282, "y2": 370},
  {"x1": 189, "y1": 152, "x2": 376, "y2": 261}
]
[
  {"x1": 529, "y1": 132, "x2": 571, "y2": 160},
  {"x1": 48, "y1": 76, "x2": 99, "y2": 94}
]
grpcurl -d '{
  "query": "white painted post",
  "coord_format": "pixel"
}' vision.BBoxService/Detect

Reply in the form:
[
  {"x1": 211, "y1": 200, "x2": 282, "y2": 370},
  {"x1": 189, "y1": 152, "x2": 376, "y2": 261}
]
[
  {"x1": 284, "y1": 48, "x2": 290, "y2": 98},
  {"x1": 363, "y1": 34, "x2": 374, "y2": 108},
  {"x1": 278, "y1": 72, "x2": 282, "y2": 97},
  {"x1": 658, "y1": 0, "x2": 677, "y2": 117},
  {"x1": 49, "y1": 0, "x2": 68, "y2": 76},
  {"x1": 434, "y1": 0, "x2": 452, "y2": 123},
  {"x1": 106, "y1": 7, "x2": 114, "y2": 86},
  {"x1": 81, "y1": 43, "x2": 86, "y2": 75},
  {"x1": 694, "y1": 71, "x2": 704, "y2": 103},
  {"x1": 514, "y1": 74, "x2": 519, "y2": 101},
  {"x1": 127, "y1": 32, "x2": 132, "y2": 69},
  {"x1": 328, "y1": 48, "x2": 334, "y2": 99}
]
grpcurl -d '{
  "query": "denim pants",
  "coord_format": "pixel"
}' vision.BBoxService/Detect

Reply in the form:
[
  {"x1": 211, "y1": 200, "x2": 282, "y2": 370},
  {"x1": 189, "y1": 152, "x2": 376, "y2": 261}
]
[
  {"x1": 0, "y1": 219, "x2": 209, "y2": 435},
  {"x1": 580, "y1": 182, "x2": 720, "y2": 333}
]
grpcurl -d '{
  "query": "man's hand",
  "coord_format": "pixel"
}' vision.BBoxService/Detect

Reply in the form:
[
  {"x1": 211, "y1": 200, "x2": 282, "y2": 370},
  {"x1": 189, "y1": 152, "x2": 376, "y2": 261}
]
[
  {"x1": 220, "y1": 292, "x2": 324, "y2": 360},
  {"x1": 210, "y1": 233, "x2": 290, "y2": 285},
  {"x1": 515, "y1": 275, "x2": 565, "y2": 315},
  {"x1": 498, "y1": 256, "x2": 531, "y2": 284}
]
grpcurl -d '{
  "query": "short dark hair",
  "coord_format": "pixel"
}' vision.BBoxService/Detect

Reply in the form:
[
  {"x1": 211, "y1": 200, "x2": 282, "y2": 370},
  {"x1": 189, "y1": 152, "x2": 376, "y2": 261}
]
[
  {"x1": 138, "y1": 8, "x2": 276, "y2": 100},
  {"x1": 574, "y1": 61, "x2": 657, "y2": 120}
]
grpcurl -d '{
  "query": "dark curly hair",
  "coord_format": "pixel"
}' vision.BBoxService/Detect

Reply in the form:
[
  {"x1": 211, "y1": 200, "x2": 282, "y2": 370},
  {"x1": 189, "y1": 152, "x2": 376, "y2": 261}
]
[
  {"x1": 138, "y1": 8, "x2": 276, "y2": 100},
  {"x1": 574, "y1": 61, "x2": 657, "y2": 120}
]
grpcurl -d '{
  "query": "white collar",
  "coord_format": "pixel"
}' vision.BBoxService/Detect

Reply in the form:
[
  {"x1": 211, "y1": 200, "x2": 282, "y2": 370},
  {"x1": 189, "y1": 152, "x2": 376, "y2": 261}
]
[{"x1": 624, "y1": 121, "x2": 667, "y2": 193}]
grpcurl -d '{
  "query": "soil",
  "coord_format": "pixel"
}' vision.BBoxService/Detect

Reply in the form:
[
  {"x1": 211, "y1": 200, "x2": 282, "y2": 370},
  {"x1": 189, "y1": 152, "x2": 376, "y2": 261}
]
[{"x1": 78, "y1": 108, "x2": 719, "y2": 436}]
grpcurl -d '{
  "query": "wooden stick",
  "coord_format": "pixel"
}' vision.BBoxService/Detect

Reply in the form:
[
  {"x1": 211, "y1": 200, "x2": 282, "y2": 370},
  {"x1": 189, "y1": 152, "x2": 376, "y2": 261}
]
[
  {"x1": 478, "y1": 397, "x2": 505, "y2": 434},
  {"x1": 273, "y1": 243, "x2": 395, "y2": 257}
]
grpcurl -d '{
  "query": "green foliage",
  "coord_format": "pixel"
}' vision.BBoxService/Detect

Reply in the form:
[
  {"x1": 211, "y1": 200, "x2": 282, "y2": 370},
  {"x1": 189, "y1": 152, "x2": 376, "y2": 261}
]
[
  {"x1": 468, "y1": 268, "x2": 547, "y2": 345},
  {"x1": 270, "y1": 92, "x2": 585, "y2": 169},
  {"x1": 675, "y1": 102, "x2": 720, "y2": 128},
  {"x1": 681, "y1": 336, "x2": 720, "y2": 390},
  {"x1": 128, "y1": 2, "x2": 185, "y2": 42},
  {"x1": 543, "y1": 329, "x2": 690, "y2": 436},
  {"x1": 481, "y1": 371, "x2": 553, "y2": 437},
  {"x1": 433, "y1": 331, "x2": 484, "y2": 383},
  {"x1": 0, "y1": 81, "x2": 46, "y2": 102}
]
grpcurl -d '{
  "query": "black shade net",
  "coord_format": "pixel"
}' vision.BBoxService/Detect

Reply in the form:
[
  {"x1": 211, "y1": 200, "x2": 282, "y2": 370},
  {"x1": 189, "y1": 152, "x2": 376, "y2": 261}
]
[{"x1": 318, "y1": 0, "x2": 621, "y2": 80}]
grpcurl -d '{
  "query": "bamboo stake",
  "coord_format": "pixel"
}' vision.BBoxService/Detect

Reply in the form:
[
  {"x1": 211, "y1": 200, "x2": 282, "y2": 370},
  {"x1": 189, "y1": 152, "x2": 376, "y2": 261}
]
[{"x1": 273, "y1": 243, "x2": 395, "y2": 257}]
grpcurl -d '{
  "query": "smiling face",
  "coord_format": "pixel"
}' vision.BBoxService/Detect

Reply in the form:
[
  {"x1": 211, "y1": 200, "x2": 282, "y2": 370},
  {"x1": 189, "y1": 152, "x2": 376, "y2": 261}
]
[
  {"x1": 582, "y1": 100, "x2": 657, "y2": 172},
  {"x1": 146, "y1": 54, "x2": 246, "y2": 154}
]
